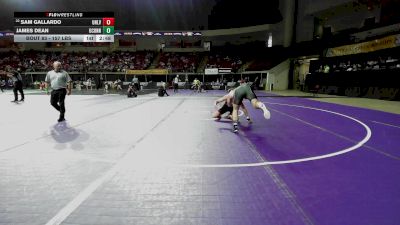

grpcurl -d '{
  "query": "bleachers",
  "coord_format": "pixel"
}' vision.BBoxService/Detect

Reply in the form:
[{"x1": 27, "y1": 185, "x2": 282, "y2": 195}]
[
  {"x1": 307, "y1": 47, "x2": 400, "y2": 100},
  {"x1": 0, "y1": 50, "x2": 155, "y2": 72},
  {"x1": 156, "y1": 52, "x2": 200, "y2": 72},
  {"x1": 0, "y1": 49, "x2": 288, "y2": 74},
  {"x1": 206, "y1": 53, "x2": 243, "y2": 72}
]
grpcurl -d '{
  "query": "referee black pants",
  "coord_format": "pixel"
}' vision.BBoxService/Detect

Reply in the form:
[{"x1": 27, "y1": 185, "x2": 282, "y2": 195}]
[
  {"x1": 134, "y1": 83, "x2": 140, "y2": 91},
  {"x1": 51, "y1": 88, "x2": 67, "y2": 118},
  {"x1": 13, "y1": 81, "x2": 24, "y2": 101}
]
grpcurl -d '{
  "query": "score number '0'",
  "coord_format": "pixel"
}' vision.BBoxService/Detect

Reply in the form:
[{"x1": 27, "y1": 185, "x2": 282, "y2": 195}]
[
  {"x1": 102, "y1": 18, "x2": 115, "y2": 26},
  {"x1": 102, "y1": 18, "x2": 114, "y2": 35}
]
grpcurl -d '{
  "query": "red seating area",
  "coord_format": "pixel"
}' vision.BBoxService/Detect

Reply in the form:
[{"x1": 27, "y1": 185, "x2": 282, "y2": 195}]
[
  {"x1": 157, "y1": 52, "x2": 200, "y2": 72},
  {"x1": 206, "y1": 54, "x2": 243, "y2": 72},
  {"x1": 0, "y1": 51, "x2": 154, "y2": 72},
  {"x1": 0, "y1": 50, "x2": 282, "y2": 73},
  {"x1": 81, "y1": 51, "x2": 154, "y2": 72},
  {"x1": 0, "y1": 51, "x2": 20, "y2": 69}
]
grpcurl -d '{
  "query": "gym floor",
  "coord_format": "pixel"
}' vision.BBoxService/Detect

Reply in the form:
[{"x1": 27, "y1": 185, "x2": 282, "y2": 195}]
[{"x1": 0, "y1": 89, "x2": 399, "y2": 225}]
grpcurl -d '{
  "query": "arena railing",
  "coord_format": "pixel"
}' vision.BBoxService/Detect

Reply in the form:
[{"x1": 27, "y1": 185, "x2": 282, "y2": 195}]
[{"x1": 19, "y1": 70, "x2": 269, "y2": 91}]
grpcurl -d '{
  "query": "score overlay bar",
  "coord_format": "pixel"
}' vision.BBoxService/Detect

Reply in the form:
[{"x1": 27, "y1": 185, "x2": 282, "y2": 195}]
[
  {"x1": 14, "y1": 12, "x2": 114, "y2": 42},
  {"x1": 13, "y1": 34, "x2": 114, "y2": 42},
  {"x1": 14, "y1": 18, "x2": 106, "y2": 27}
]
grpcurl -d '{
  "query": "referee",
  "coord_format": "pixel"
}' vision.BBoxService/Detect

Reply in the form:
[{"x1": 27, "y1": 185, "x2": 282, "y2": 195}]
[
  {"x1": 2, "y1": 66, "x2": 25, "y2": 102},
  {"x1": 45, "y1": 61, "x2": 72, "y2": 122}
]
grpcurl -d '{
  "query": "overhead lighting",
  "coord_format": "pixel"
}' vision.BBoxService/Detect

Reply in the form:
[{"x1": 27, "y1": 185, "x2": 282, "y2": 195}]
[{"x1": 267, "y1": 33, "x2": 272, "y2": 48}]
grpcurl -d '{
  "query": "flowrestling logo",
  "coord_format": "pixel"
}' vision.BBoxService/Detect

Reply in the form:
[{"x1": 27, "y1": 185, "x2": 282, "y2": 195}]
[{"x1": 46, "y1": 13, "x2": 83, "y2": 18}]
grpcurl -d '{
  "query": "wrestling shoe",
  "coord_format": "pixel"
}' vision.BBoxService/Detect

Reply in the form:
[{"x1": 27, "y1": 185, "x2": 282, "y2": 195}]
[
  {"x1": 258, "y1": 103, "x2": 271, "y2": 119},
  {"x1": 233, "y1": 123, "x2": 238, "y2": 133}
]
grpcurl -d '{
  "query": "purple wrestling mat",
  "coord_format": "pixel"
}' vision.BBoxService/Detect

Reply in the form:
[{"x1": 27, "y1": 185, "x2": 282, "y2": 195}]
[{"x1": 0, "y1": 90, "x2": 398, "y2": 225}]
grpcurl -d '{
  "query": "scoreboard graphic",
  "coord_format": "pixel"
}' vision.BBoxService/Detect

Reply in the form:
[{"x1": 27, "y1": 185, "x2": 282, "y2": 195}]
[{"x1": 13, "y1": 12, "x2": 115, "y2": 42}]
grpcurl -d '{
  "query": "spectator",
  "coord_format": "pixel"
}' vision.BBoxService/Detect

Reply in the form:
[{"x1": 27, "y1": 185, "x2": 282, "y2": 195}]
[
  {"x1": 0, "y1": 79, "x2": 5, "y2": 92},
  {"x1": 127, "y1": 84, "x2": 137, "y2": 98},
  {"x1": 132, "y1": 75, "x2": 140, "y2": 91},
  {"x1": 104, "y1": 81, "x2": 109, "y2": 94},
  {"x1": 114, "y1": 79, "x2": 122, "y2": 91},
  {"x1": 86, "y1": 77, "x2": 92, "y2": 90},
  {"x1": 158, "y1": 81, "x2": 169, "y2": 97},
  {"x1": 223, "y1": 78, "x2": 228, "y2": 91},
  {"x1": 173, "y1": 75, "x2": 180, "y2": 92},
  {"x1": 192, "y1": 78, "x2": 201, "y2": 93},
  {"x1": 76, "y1": 80, "x2": 82, "y2": 91},
  {"x1": 96, "y1": 75, "x2": 102, "y2": 90}
]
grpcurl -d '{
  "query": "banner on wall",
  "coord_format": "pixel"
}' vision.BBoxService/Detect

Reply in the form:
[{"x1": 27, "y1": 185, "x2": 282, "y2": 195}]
[
  {"x1": 126, "y1": 69, "x2": 168, "y2": 75},
  {"x1": 326, "y1": 34, "x2": 400, "y2": 57},
  {"x1": 204, "y1": 68, "x2": 232, "y2": 75},
  {"x1": 218, "y1": 68, "x2": 232, "y2": 74},
  {"x1": 115, "y1": 31, "x2": 202, "y2": 36},
  {"x1": 205, "y1": 68, "x2": 218, "y2": 75}
]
